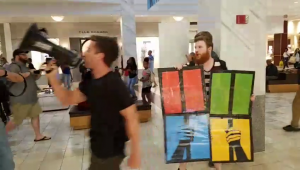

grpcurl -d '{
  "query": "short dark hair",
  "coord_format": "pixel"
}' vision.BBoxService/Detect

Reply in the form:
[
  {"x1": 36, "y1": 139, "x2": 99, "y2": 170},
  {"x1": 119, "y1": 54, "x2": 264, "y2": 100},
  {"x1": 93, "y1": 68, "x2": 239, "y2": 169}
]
[
  {"x1": 194, "y1": 31, "x2": 213, "y2": 48},
  {"x1": 90, "y1": 35, "x2": 119, "y2": 67},
  {"x1": 144, "y1": 57, "x2": 149, "y2": 63}
]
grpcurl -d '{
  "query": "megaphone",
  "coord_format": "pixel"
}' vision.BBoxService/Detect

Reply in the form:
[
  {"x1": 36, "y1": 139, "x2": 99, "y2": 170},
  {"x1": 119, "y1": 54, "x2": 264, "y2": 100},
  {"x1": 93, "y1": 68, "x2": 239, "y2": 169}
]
[{"x1": 19, "y1": 23, "x2": 82, "y2": 67}]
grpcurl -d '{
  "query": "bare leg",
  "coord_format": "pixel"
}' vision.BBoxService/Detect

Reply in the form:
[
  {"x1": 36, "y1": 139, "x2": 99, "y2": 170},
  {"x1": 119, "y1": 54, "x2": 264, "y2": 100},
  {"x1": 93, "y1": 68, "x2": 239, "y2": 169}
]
[
  {"x1": 5, "y1": 121, "x2": 16, "y2": 133},
  {"x1": 146, "y1": 93, "x2": 152, "y2": 105},
  {"x1": 214, "y1": 163, "x2": 222, "y2": 170},
  {"x1": 178, "y1": 163, "x2": 186, "y2": 170},
  {"x1": 142, "y1": 93, "x2": 147, "y2": 105},
  {"x1": 31, "y1": 116, "x2": 44, "y2": 140}
]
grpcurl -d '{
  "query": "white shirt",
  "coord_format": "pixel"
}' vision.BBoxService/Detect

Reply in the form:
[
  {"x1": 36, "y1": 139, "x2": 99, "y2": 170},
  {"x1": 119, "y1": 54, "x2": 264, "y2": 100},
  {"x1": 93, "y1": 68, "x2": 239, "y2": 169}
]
[{"x1": 283, "y1": 52, "x2": 289, "y2": 58}]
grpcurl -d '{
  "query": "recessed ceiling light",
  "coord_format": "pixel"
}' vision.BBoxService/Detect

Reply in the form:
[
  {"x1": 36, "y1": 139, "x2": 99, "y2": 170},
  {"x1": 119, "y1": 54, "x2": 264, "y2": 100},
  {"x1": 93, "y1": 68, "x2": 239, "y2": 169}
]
[
  {"x1": 295, "y1": 1, "x2": 298, "y2": 3},
  {"x1": 51, "y1": 16, "x2": 64, "y2": 22},
  {"x1": 173, "y1": 16, "x2": 184, "y2": 21}
]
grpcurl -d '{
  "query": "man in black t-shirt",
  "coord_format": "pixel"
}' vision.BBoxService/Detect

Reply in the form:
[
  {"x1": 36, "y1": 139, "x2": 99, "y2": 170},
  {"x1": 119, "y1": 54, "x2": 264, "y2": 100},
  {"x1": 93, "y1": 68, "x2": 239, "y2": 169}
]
[{"x1": 45, "y1": 36, "x2": 140, "y2": 170}]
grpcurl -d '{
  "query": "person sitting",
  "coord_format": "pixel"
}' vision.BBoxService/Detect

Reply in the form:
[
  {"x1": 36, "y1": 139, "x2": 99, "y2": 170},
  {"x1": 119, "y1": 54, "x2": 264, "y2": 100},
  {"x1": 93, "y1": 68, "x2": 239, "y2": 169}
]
[{"x1": 266, "y1": 59, "x2": 278, "y2": 92}]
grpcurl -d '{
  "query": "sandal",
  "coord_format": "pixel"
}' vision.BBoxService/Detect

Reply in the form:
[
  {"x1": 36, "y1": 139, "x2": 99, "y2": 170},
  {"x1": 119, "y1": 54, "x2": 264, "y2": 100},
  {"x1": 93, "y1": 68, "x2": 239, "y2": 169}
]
[{"x1": 34, "y1": 136, "x2": 51, "y2": 142}]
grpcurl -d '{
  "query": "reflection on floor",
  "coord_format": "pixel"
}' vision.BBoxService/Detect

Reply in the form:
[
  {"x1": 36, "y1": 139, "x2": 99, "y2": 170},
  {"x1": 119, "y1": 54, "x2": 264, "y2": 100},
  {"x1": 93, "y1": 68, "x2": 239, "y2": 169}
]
[{"x1": 8, "y1": 91, "x2": 300, "y2": 170}]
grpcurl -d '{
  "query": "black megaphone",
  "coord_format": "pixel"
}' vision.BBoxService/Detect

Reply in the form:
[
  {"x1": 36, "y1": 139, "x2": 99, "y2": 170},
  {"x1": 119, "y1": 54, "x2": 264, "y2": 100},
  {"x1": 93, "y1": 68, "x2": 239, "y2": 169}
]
[{"x1": 19, "y1": 23, "x2": 82, "y2": 67}]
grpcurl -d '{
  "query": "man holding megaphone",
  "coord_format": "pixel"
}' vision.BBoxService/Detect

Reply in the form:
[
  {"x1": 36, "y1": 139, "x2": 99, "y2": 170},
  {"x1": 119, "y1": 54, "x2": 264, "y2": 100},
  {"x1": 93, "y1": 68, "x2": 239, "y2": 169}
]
[{"x1": 44, "y1": 36, "x2": 141, "y2": 170}]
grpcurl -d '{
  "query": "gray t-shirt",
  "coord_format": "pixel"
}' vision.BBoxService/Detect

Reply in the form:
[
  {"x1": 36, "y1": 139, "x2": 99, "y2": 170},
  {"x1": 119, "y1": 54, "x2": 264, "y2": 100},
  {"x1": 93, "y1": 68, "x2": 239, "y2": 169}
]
[
  {"x1": 142, "y1": 68, "x2": 152, "y2": 88},
  {"x1": 8, "y1": 62, "x2": 38, "y2": 104}
]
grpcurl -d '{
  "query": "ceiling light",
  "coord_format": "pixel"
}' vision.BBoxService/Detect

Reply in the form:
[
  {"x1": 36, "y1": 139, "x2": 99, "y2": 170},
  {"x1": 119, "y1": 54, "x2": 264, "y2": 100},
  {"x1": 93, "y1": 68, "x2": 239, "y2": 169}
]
[
  {"x1": 51, "y1": 16, "x2": 64, "y2": 22},
  {"x1": 173, "y1": 16, "x2": 184, "y2": 21},
  {"x1": 295, "y1": 1, "x2": 298, "y2": 3}
]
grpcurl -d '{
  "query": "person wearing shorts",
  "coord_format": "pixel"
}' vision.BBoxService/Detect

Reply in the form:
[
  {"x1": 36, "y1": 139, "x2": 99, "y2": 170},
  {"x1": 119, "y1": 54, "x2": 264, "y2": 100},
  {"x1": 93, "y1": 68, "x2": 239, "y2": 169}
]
[{"x1": 5, "y1": 49, "x2": 51, "y2": 142}]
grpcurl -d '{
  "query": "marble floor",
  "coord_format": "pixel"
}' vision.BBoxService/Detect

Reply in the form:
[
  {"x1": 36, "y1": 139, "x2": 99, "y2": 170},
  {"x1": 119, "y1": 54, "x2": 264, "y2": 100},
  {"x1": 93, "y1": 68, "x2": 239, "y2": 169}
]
[{"x1": 7, "y1": 91, "x2": 300, "y2": 170}]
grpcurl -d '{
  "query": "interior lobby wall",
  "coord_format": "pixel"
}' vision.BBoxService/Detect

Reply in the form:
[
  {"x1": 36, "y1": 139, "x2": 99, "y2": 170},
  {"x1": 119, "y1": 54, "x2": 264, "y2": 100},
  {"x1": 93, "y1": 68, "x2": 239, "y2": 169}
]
[
  {"x1": 9, "y1": 22, "x2": 160, "y2": 49},
  {"x1": 9, "y1": 22, "x2": 197, "y2": 49}
]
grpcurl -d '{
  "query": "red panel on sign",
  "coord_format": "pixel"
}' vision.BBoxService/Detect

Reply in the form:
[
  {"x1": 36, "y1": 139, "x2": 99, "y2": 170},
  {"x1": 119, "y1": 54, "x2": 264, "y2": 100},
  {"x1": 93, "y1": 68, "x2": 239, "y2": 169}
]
[
  {"x1": 183, "y1": 69, "x2": 205, "y2": 112},
  {"x1": 161, "y1": 71, "x2": 182, "y2": 114},
  {"x1": 236, "y1": 15, "x2": 248, "y2": 24}
]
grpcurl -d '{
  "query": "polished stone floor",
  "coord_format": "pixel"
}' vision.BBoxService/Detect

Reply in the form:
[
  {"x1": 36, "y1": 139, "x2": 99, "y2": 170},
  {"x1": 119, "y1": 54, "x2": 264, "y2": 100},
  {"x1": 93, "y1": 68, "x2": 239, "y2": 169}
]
[{"x1": 7, "y1": 91, "x2": 300, "y2": 170}]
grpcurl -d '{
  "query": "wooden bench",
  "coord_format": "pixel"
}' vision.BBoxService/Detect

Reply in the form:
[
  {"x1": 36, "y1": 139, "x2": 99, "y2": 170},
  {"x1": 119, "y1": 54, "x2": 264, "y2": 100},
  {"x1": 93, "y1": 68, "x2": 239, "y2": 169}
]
[
  {"x1": 269, "y1": 84, "x2": 299, "y2": 93},
  {"x1": 69, "y1": 105, "x2": 91, "y2": 130},
  {"x1": 268, "y1": 73, "x2": 299, "y2": 93},
  {"x1": 136, "y1": 100, "x2": 151, "y2": 123}
]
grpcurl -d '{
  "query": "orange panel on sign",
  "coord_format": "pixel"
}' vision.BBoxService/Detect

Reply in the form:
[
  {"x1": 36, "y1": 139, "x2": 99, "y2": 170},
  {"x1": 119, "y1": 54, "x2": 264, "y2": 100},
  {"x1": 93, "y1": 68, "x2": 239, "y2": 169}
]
[
  {"x1": 162, "y1": 71, "x2": 182, "y2": 114},
  {"x1": 183, "y1": 69, "x2": 205, "y2": 112}
]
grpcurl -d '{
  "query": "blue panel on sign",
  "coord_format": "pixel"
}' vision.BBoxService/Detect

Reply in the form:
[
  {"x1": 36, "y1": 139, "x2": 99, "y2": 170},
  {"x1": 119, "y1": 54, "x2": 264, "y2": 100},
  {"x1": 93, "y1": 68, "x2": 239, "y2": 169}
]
[{"x1": 148, "y1": 0, "x2": 160, "y2": 9}]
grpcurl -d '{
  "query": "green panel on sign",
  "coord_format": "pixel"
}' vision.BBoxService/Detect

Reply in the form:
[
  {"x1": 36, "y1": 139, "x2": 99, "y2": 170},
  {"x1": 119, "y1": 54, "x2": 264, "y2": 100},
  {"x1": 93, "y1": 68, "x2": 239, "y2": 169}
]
[
  {"x1": 232, "y1": 73, "x2": 253, "y2": 115},
  {"x1": 210, "y1": 73, "x2": 231, "y2": 115}
]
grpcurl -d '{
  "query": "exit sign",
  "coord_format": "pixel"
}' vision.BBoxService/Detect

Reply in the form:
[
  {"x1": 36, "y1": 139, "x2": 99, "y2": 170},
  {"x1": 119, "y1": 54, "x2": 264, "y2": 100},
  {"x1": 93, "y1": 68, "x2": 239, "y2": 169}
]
[{"x1": 236, "y1": 15, "x2": 249, "y2": 24}]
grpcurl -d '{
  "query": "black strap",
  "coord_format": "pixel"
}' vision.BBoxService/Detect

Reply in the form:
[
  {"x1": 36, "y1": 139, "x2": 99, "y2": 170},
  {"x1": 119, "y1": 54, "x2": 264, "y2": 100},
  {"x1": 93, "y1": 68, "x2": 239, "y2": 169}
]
[{"x1": 8, "y1": 63, "x2": 27, "y2": 97}]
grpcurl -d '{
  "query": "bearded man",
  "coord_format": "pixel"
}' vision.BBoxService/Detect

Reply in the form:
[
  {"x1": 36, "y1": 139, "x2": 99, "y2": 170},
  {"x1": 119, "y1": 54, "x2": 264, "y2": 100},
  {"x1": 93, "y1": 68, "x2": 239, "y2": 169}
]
[
  {"x1": 176, "y1": 32, "x2": 254, "y2": 170},
  {"x1": 5, "y1": 49, "x2": 51, "y2": 142}
]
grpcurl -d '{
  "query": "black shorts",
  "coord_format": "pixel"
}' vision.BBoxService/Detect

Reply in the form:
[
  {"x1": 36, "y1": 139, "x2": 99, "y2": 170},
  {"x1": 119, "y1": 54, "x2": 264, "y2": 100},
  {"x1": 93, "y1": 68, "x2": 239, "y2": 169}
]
[{"x1": 142, "y1": 87, "x2": 151, "y2": 93}]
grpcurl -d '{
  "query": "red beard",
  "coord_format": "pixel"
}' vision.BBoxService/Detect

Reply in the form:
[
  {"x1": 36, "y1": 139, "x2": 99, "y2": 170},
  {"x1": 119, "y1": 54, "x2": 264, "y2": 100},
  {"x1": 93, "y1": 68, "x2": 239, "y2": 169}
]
[{"x1": 194, "y1": 50, "x2": 210, "y2": 65}]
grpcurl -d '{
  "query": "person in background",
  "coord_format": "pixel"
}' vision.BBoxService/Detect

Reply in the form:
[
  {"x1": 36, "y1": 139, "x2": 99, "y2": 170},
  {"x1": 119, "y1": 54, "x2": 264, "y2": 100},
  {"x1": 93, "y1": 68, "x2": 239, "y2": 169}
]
[
  {"x1": 294, "y1": 48, "x2": 300, "y2": 68},
  {"x1": 140, "y1": 57, "x2": 152, "y2": 105},
  {"x1": 0, "y1": 57, "x2": 10, "y2": 70},
  {"x1": 0, "y1": 68, "x2": 29, "y2": 170},
  {"x1": 283, "y1": 48, "x2": 289, "y2": 69},
  {"x1": 148, "y1": 50, "x2": 158, "y2": 87},
  {"x1": 185, "y1": 52, "x2": 196, "y2": 66},
  {"x1": 126, "y1": 57, "x2": 138, "y2": 100},
  {"x1": 61, "y1": 65, "x2": 73, "y2": 90},
  {"x1": 5, "y1": 49, "x2": 50, "y2": 142},
  {"x1": 27, "y1": 58, "x2": 35, "y2": 70},
  {"x1": 283, "y1": 65, "x2": 300, "y2": 132},
  {"x1": 266, "y1": 59, "x2": 278, "y2": 92}
]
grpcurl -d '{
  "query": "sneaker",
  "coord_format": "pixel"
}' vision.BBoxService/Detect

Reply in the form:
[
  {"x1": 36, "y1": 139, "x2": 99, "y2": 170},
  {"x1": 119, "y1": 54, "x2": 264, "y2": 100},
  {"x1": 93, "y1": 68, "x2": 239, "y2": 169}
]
[{"x1": 283, "y1": 125, "x2": 300, "y2": 132}]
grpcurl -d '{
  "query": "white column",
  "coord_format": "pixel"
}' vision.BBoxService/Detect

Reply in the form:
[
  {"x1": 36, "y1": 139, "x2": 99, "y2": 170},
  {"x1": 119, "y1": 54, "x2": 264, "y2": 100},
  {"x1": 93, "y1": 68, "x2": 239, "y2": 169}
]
[
  {"x1": 120, "y1": 0, "x2": 137, "y2": 67},
  {"x1": 198, "y1": 0, "x2": 221, "y2": 55},
  {"x1": 159, "y1": 19, "x2": 190, "y2": 68},
  {"x1": 0, "y1": 23, "x2": 13, "y2": 62}
]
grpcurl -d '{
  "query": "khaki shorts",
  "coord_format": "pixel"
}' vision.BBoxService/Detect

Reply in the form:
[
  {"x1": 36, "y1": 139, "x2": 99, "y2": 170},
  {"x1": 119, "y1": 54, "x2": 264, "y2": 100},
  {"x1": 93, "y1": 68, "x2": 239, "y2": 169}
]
[{"x1": 11, "y1": 102, "x2": 42, "y2": 125}]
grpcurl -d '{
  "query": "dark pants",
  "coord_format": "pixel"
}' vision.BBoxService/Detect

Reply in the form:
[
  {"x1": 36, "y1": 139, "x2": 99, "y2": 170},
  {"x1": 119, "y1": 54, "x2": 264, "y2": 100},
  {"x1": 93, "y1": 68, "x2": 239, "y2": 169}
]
[
  {"x1": 283, "y1": 58, "x2": 289, "y2": 69},
  {"x1": 89, "y1": 154, "x2": 125, "y2": 170}
]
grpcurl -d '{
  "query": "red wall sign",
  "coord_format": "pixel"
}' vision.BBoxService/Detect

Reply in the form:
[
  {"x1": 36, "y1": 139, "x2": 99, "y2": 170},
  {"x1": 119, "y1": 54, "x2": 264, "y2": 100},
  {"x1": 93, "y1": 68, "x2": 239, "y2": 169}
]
[{"x1": 236, "y1": 15, "x2": 249, "y2": 24}]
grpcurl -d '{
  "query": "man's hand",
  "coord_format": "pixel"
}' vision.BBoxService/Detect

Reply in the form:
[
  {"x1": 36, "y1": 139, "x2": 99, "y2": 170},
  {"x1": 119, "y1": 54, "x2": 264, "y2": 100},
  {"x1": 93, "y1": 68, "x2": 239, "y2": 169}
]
[
  {"x1": 175, "y1": 65, "x2": 183, "y2": 70},
  {"x1": 0, "y1": 69, "x2": 5, "y2": 77},
  {"x1": 45, "y1": 60, "x2": 58, "y2": 80},
  {"x1": 251, "y1": 95, "x2": 255, "y2": 102},
  {"x1": 127, "y1": 154, "x2": 141, "y2": 169}
]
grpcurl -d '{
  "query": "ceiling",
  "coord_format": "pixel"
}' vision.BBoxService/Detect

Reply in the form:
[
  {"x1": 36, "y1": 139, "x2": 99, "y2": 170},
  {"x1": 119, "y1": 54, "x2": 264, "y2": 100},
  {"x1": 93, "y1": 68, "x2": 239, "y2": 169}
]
[
  {"x1": 0, "y1": 0, "x2": 299, "y2": 22},
  {"x1": 0, "y1": 16, "x2": 198, "y2": 23}
]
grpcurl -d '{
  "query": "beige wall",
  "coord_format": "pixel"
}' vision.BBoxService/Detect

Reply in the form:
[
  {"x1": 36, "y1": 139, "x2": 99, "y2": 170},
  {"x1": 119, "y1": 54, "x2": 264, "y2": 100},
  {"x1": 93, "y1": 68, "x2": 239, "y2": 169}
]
[
  {"x1": 9, "y1": 22, "x2": 197, "y2": 49},
  {"x1": 10, "y1": 22, "x2": 160, "y2": 49}
]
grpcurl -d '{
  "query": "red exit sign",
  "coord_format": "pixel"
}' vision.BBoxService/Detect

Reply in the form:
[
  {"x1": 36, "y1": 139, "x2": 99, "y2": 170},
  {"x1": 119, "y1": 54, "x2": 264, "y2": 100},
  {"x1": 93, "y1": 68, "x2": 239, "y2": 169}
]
[{"x1": 236, "y1": 15, "x2": 249, "y2": 24}]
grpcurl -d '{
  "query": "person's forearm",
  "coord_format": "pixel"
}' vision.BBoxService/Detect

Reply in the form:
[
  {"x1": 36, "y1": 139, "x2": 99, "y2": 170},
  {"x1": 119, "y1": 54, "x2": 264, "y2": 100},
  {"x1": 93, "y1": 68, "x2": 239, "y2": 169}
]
[
  {"x1": 6, "y1": 72, "x2": 24, "y2": 82},
  {"x1": 48, "y1": 76, "x2": 72, "y2": 105},
  {"x1": 126, "y1": 111, "x2": 140, "y2": 157}
]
